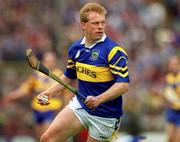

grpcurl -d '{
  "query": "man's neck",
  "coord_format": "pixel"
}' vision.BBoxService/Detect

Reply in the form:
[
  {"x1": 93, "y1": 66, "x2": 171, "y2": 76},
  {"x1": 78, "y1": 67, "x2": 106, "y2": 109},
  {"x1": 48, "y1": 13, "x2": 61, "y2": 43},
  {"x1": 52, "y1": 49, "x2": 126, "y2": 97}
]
[
  {"x1": 80, "y1": 34, "x2": 106, "y2": 48},
  {"x1": 85, "y1": 39, "x2": 95, "y2": 47}
]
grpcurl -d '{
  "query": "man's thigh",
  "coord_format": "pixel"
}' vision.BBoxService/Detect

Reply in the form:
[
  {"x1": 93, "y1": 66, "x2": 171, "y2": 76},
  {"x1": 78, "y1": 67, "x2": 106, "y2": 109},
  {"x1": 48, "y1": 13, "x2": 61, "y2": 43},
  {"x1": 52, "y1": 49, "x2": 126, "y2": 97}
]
[{"x1": 44, "y1": 107, "x2": 85, "y2": 141}]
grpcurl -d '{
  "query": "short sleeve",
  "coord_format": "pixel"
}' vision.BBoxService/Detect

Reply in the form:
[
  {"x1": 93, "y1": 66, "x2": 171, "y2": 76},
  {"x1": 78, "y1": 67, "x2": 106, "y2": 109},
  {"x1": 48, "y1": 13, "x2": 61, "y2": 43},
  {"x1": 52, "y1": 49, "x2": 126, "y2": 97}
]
[
  {"x1": 108, "y1": 46, "x2": 130, "y2": 83},
  {"x1": 64, "y1": 45, "x2": 77, "y2": 79}
]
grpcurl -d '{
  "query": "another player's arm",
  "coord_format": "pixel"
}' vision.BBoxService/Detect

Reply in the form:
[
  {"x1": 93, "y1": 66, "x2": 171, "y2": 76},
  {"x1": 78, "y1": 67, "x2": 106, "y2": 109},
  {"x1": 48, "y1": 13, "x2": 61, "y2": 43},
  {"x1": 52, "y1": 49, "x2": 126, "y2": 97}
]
[
  {"x1": 4, "y1": 87, "x2": 30, "y2": 102},
  {"x1": 4, "y1": 76, "x2": 33, "y2": 102}
]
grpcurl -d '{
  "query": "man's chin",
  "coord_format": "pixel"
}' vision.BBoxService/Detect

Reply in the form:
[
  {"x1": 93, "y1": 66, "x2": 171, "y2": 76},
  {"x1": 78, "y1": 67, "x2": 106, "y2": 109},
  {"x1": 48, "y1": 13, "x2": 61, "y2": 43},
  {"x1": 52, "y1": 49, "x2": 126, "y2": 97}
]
[{"x1": 95, "y1": 35, "x2": 103, "y2": 41}]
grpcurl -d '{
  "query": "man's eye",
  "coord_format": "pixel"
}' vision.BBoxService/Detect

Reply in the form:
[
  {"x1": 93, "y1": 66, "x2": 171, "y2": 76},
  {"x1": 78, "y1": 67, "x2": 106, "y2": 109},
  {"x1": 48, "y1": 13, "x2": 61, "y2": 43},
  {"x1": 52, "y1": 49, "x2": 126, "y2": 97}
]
[
  {"x1": 101, "y1": 21, "x2": 105, "y2": 25},
  {"x1": 94, "y1": 22, "x2": 102, "y2": 25},
  {"x1": 94, "y1": 22, "x2": 99, "y2": 25}
]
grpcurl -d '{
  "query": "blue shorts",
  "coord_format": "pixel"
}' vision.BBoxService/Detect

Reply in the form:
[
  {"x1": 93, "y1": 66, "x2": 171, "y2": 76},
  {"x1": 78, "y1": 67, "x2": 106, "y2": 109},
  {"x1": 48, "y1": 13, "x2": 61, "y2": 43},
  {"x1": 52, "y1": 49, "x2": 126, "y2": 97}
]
[
  {"x1": 32, "y1": 110, "x2": 57, "y2": 124},
  {"x1": 165, "y1": 109, "x2": 180, "y2": 126}
]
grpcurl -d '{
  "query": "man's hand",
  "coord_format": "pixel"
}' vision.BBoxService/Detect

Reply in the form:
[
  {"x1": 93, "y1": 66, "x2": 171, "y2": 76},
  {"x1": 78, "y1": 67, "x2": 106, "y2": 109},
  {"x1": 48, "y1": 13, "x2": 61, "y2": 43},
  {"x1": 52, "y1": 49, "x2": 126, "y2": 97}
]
[
  {"x1": 37, "y1": 92, "x2": 50, "y2": 106},
  {"x1": 84, "y1": 96, "x2": 100, "y2": 109}
]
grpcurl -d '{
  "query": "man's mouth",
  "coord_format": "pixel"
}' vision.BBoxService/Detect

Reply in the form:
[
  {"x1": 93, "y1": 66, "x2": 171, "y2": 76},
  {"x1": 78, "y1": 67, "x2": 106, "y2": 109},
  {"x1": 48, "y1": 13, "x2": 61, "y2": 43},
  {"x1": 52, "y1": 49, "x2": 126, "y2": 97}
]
[{"x1": 96, "y1": 32, "x2": 103, "y2": 35}]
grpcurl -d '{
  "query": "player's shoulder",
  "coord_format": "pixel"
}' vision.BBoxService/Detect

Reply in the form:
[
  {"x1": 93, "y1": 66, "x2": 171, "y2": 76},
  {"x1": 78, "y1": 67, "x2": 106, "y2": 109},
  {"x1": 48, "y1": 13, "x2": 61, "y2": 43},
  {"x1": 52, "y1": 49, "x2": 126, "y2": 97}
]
[
  {"x1": 105, "y1": 37, "x2": 128, "y2": 56},
  {"x1": 68, "y1": 39, "x2": 82, "y2": 52},
  {"x1": 104, "y1": 37, "x2": 118, "y2": 48},
  {"x1": 67, "y1": 39, "x2": 83, "y2": 60}
]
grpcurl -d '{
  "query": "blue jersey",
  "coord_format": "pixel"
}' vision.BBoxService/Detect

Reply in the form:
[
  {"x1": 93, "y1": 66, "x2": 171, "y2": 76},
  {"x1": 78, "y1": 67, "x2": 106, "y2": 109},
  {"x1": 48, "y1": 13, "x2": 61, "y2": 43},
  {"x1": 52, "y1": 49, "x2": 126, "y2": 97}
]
[{"x1": 64, "y1": 36, "x2": 130, "y2": 118}]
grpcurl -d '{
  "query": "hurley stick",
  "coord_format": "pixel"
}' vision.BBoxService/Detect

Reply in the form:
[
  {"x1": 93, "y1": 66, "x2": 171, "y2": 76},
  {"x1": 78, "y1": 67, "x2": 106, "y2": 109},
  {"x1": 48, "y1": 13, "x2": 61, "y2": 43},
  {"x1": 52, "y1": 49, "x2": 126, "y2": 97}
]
[{"x1": 26, "y1": 48, "x2": 86, "y2": 101}]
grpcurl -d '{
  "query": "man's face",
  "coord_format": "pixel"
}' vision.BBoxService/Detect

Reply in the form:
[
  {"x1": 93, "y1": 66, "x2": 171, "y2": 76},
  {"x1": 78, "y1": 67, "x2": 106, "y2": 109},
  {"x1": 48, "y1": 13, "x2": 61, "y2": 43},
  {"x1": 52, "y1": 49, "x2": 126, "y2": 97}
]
[
  {"x1": 168, "y1": 56, "x2": 179, "y2": 73},
  {"x1": 81, "y1": 11, "x2": 105, "y2": 42},
  {"x1": 43, "y1": 52, "x2": 57, "y2": 69}
]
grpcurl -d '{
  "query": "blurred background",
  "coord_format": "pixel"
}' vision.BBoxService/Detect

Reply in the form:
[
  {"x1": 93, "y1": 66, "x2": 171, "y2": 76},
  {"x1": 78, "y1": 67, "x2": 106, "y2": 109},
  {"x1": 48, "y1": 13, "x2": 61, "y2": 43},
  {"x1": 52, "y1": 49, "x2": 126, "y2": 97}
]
[{"x1": 0, "y1": 0, "x2": 179, "y2": 142}]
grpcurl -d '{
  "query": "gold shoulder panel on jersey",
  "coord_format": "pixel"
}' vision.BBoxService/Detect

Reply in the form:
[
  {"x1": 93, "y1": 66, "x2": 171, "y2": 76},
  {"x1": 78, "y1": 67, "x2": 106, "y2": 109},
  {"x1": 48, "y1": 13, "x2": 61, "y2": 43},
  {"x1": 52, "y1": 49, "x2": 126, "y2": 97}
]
[
  {"x1": 108, "y1": 50, "x2": 128, "y2": 78},
  {"x1": 76, "y1": 62, "x2": 114, "y2": 82},
  {"x1": 109, "y1": 56, "x2": 128, "y2": 71},
  {"x1": 108, "y1": 46, "x2": 127, "y2": 62}
]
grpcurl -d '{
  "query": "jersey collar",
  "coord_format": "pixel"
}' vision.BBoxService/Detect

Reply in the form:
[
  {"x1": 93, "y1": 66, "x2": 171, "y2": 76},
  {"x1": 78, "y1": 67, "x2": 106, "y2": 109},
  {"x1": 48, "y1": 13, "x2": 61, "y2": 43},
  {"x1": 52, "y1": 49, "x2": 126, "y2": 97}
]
[{"x1": 80, "y1": 34, "x2": 106, "y2": 49}]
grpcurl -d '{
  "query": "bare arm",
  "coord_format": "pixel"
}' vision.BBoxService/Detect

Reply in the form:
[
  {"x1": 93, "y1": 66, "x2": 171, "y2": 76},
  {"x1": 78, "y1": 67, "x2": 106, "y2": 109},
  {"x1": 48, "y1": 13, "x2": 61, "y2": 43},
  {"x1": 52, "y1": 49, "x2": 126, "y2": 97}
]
[
  {"x1": 4, "y1": 88, "x2": 30, "y2": 102},
  {"x1": 37, "y1": 74, "x2": 74, "y2": 104},
  {"x1": 3, "y1": 75, "x2": 33, "y2": 103},
  {"x1": 85, "y1": 82, "x2": 129, "y2": 109}
]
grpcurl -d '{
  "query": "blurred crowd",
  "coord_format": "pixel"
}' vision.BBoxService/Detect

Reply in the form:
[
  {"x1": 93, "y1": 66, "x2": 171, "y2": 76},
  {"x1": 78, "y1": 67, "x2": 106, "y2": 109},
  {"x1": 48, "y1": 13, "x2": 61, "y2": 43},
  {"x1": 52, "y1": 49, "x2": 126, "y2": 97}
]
[{"x1": 0, "y1": 0, "x2": 179, "y2": 141}]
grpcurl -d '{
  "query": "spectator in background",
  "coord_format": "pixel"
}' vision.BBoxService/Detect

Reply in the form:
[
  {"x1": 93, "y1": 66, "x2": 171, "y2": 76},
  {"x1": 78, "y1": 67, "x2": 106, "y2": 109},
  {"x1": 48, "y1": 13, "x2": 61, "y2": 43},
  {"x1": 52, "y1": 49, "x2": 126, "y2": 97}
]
[
  {"x1": 3, "y1": 51, "x2": 66, "y2": 140},
  {"x1": 163, "y1": 55, "x2": 180, "y2": 142}
]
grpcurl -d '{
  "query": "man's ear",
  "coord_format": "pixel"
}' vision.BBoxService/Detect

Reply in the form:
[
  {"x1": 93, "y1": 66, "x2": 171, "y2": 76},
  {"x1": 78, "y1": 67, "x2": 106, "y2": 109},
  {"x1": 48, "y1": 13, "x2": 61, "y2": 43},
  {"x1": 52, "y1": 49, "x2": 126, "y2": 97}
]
[{"x1": 81, "y1": 22, "x2": 86, "y2": 31}]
